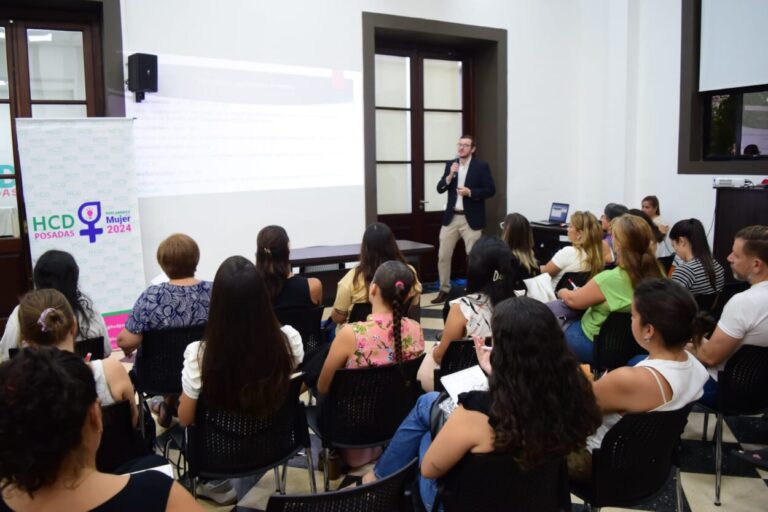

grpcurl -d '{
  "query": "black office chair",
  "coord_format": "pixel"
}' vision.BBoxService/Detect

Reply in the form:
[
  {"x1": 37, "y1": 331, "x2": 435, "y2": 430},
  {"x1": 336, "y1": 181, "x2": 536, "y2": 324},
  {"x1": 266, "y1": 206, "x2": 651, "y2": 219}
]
[
  {"x1": 74, "y1": 336, "x2": 106, "y2": 360},
  {"x1": 132, "y1": 324, "x2": 206, "y2": 435},
  {"x1": 9, "y1": 336, "x2": 106, "y2": 361},
  {"x1": 699, "y1": 345, "x2": 768, "y2": 505},
  {"x1": 184, "y1": 376, "x2": 317, "y2": 497},
  {"x1": 306, "y1": 354, "x2": 425, "y2": 491},
  {"x1": 433, "y1": 339, "x2": 478, "y2": 393},
  {"x1": 265, "y1": 458, "x2": 418, "y2": 511},
  {"x1": 554, "y1": 271, "x2": 591, "y2": 293},
  {"x1": 275, "y1": 305, "x2": 325, "y2": 356},
  {"x1": 693, "y1": 293, "x2": 719, "y2": 314},
  {"x1": 592, "y1": 312, "x2": 645, "y2": 376},
  {"x1": 348, "y1": 302, "x2": 373, "y2": 323},
  {"x1": 710, "y1": 281, "x2": 750, "y2": 322},
  {"x1": 437, "y1": 454, "x2": 571, "y2": 512},
  {"x1": 96, "y1": 400, "x2": 153, "y2": 472},
  {"x1": 570, "y1": 403, "x2": 694, "y2": 512}
]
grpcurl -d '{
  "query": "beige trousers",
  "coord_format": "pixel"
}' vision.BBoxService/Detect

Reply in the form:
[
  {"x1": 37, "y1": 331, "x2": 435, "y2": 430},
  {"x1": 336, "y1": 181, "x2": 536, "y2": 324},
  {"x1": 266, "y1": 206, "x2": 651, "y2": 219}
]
[{"x1": 437, "y1": 214, "x2": 482, "y2": 292}]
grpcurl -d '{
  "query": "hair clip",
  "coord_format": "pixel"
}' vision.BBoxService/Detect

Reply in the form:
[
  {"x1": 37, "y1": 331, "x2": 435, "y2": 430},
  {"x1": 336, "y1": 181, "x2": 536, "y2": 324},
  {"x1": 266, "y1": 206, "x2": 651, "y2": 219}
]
[
  {"x1": 37, "y1": 308, "x2": 57, "y2": 332},
  {"x1": 492, "y1": 270, "x2": 504, "y2": 282},
  {"x1": 263, "y1": 247, "x2": 271, "y2": 255},
  {"x1": 394, "y1": 280, "x2": 405, "y2": 290}
]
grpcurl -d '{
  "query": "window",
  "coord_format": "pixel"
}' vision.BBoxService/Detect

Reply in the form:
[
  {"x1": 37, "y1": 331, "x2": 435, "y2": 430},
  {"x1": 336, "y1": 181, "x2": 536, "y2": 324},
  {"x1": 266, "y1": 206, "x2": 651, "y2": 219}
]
[{"x1": 705, "y1": 87, "x2": 768, "y2": 159}]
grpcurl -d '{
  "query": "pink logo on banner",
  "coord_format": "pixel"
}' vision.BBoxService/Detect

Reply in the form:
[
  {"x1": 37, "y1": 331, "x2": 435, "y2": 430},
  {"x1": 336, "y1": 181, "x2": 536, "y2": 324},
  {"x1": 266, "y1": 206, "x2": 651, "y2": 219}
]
[{"x1": 104, "y1": 313, "x2": 130, "y2": 350}]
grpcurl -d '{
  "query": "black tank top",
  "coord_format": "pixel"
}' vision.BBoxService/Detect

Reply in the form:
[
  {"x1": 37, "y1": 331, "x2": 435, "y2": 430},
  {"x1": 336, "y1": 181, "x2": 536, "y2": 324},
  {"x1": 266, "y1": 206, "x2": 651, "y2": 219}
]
[
  {"x1": 0, "y1": 471, "x2": 173, "y2": 512},
  {"x1": 274, "y1": 275, "x2": 314, "y2": 310}
]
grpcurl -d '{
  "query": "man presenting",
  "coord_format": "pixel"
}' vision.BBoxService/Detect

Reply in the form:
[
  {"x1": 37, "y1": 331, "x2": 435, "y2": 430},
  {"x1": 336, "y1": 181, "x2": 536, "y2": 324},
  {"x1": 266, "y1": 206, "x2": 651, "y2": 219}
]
[{"x1": 431, "y1": 135, "x2": 496, "y2": 304}]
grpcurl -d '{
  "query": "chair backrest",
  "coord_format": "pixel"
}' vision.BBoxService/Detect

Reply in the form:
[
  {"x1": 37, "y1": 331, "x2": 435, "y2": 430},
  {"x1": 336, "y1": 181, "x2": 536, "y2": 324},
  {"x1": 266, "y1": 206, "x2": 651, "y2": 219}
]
[
  {"x1": 434, "y1": 340, "x2": 478, "y2": 392},
  {"x1": 10, "y1": 337, "x2": 105, "y2": 361},
  {"x1": 265, "y1": 458, "x2": 418, "y2": 512},
  {"x1": 711, "y1": 280, "x2": 750, "y2": 321},
  {"x1": 437, "y1": 454, "x2": 571, "y2": 512},
  {"x1": 133, "y1": 324, "x2": 206, "y2": 395},
  {"x1": 96, "y1": 400, "x2": 136, "y2": 472},
  {"x1": 592, "y1": 313, "x2": 646, "y2": 372},
  {"x1": 74, "y1": 336, "x2": 105, "y2": 360},
  {"x1": 275, "y1": 305, "x2": 325, "y2": 355},
  {"x1": 321, "y1": 354, "x2": 425, "y2": 449},
  {"x1": 657, "y1": 255, "x2": 675, "y2": 274},
  {"x1": 349, "y1": 302, "x2": 373, "y2": 323},
  {"x1": 554, "y1": 271, "x2": 591, "y2": 293},
  {"x1": 694, "y1": 293, "x2": 719, "y2": 313},
  {"x1": 588, "y1": 403, "x2": 693, "y2": 507},
  {"x1": 717, "y1": 345, "x2": 768, "y2": 415},
  {"x1": 186, "y1": 376, "x2": 310, "y2": 479}
]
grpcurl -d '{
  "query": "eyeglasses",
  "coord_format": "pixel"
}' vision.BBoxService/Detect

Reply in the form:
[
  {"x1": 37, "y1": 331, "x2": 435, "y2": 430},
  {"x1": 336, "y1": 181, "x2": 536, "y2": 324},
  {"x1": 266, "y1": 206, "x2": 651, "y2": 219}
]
[{"x1": 457, "y1": 143, "x2": 472, "y2": 148}]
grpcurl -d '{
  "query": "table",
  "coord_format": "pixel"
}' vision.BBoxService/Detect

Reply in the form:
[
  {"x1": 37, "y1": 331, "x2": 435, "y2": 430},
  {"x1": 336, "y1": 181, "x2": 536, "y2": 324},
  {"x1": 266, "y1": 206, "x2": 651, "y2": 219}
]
[
  {"x1": 530, "y1": 223, "x2": 569, "y2": 264},
  {"x1": 290, "y1": 240, "x2": 434, "y2": 306}
]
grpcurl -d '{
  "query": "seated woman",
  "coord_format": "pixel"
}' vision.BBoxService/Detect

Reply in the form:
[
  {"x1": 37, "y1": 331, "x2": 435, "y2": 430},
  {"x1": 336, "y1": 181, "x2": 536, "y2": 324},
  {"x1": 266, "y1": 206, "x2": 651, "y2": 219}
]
[
  {"x1": 178, "y1": 256, "x2": 302, "y2": 503},
  {"x1": 557, "y1": 214, "x2": 665, "y2": 364},
  {"x1": 1, "y1": 249, "x2": 110, "y2": 361},
  {"x1": 600, "y1": 202, "x2": 628, "y2": 262},
  {"x1": 641, "y1": 195, "x2": 672, "y2": 258},
  {"x1": 568, "y1": 278, "x2": 710, "y2": 482},
  {"x1": 500, "y1": 213, "x2": 540, "y2": 290},
  {"x1": 627, "y1": 208, "x2": 665, "y2": 254},
  {"x1": 0, "y1": 347, "x2": 201, "y2": 511},
  {"x1": 18, "y1": 289, "x2": 138, "y2": 428},
  {"x1": 330, "y1": 222, "x2": 422, "y2": 327},
  {"x1": 540, "y1": 211, "x2": 606, "y2": 290},
  {"x1": 118, "y1": 233, "x2": 212, "y2": 426},
  {"x1": 256, "y1": 225, "x2": 322, "y2": 310},
  {"x1": 417, "y1": 236, "x2": 515, "y2": 392},
  {"x1": 364, "y1": 297, "x2": 601, "y2": 511},
  {"x1": 669, "y1": 218, "x2": 725, "y2": 297}
]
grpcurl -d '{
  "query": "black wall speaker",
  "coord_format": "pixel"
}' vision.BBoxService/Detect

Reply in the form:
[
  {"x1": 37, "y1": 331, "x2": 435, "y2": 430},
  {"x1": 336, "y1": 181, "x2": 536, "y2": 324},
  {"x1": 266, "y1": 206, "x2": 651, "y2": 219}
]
[{"x1": 127, "y1": 53, "x2": 157, "y2": 102}]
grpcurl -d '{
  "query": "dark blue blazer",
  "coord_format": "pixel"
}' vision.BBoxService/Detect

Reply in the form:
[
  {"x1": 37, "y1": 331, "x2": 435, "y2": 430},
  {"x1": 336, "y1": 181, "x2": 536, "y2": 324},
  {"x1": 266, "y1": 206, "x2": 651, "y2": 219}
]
[{"x1": 436, "y1": 158, "x2": 496, "y2": 230}]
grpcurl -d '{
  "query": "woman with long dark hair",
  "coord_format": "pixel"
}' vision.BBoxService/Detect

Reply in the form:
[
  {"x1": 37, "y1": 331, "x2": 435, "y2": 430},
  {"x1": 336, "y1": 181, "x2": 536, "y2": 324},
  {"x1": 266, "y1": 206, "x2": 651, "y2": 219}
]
[
  {"x1": 330, "y1": 222, "x2": 422, "y2": 326},
  {"x1": 568, "y1": 279, "x2": 709, "y2": 482},
  {"x1": 500, "y1": 213, "x2": 540, "y2": 289},
  {"x1": 540, "y1": 211, "x2": 606, "y2": 289},
  {"x1": 364, "y1": 297, "x2": 602, "y2": 511},
  {"x1": 669, "y1": 218, "x2": 725, "y2": 296},
  {"x1": 178, "y1": 256, "x2": 302, "y2": 504},
  {"x1": 558, "y1": 214, "x2": 665, "y2": 364},
  {"x1": 0, "y1": 347, "x2": 201, "y2": 511},
  {"x1": 255, "y1": 225, "x2": 322, "y2": 309},
  {"x1": 1, "y1": 250, "x2": 109, "y2": 361},
  {"x1": 417, "y1": 236, "x2": 515, "y2": 391}
]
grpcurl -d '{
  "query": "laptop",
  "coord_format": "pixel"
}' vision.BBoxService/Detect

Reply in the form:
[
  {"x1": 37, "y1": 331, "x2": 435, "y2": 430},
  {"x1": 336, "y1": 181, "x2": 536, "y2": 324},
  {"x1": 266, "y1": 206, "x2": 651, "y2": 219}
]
[{"x1": 533, "y1": 202, "x2": 569, "y2": 226}]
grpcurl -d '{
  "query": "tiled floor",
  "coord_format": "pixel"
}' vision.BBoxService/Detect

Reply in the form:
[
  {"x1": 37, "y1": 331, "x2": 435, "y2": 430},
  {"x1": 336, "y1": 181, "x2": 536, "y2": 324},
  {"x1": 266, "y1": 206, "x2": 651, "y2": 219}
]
[{"x1": 135, "y1": 290, "x2": 768, "y2": 512}]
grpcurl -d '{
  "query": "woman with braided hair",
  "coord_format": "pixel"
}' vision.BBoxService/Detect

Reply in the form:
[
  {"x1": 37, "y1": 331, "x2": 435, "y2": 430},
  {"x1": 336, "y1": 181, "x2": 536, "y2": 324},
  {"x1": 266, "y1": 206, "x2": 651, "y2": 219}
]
[{"x1": 317, "y1": 260, "x2": 425, "y2": 467}]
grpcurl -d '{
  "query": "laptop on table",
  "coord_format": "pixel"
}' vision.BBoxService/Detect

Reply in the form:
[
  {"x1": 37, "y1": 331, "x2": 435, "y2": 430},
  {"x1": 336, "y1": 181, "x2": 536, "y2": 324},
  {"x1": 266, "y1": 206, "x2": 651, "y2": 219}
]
[{"x1": 533, "y1": 202, "x2": 569, "y2": 226}]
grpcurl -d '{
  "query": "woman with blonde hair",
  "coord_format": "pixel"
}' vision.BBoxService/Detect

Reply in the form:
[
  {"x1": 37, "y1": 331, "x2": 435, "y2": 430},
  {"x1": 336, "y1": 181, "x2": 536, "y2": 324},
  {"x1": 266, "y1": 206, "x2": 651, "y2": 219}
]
[
  {"x1": 541, "y1": 211, "x2": 607, "y2": 289},
  {"x1": 557, "y1": 214, "x2": 664, "y2": 363}
]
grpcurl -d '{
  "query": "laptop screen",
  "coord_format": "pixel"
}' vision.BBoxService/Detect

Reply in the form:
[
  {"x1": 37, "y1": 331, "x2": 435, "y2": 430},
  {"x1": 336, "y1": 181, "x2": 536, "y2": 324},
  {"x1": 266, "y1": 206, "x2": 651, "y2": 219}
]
[{"x1": 549, "y1": 203, "x2": 570, "y2": 223}]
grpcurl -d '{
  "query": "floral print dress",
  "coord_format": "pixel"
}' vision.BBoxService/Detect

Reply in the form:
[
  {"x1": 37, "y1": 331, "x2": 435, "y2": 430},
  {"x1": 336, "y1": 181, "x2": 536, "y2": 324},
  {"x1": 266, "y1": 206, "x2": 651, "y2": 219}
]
[{"x1": 345, "y1": 312, "x2": 425, "y2": 368}]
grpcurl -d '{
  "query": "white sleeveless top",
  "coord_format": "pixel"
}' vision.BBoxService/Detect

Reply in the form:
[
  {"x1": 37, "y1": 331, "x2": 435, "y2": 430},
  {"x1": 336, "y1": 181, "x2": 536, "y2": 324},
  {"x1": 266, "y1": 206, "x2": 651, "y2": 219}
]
[
  {"x1": 90, "y1": 360, "x2": 115, "y2": 406},
  {"x1": 587, "y1": 352, "x2": 708, "y2": 452}
]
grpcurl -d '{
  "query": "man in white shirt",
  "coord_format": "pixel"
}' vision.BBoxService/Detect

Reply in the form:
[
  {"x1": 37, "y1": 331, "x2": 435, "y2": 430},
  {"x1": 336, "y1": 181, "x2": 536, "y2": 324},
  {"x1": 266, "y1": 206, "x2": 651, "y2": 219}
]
[
  {"x1": 689, "y1": 225, "x2": 768, "y2": 406},
  {"x1": 432, "y1": 135, "x2": 496, "y2": 303}
]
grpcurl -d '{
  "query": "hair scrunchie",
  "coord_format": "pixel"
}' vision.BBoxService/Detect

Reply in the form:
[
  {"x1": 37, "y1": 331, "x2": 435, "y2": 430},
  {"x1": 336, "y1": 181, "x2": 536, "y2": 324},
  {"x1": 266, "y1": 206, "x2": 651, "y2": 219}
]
[{"x1": 37, "y1": 308, "x2": 57, "y2": 332}]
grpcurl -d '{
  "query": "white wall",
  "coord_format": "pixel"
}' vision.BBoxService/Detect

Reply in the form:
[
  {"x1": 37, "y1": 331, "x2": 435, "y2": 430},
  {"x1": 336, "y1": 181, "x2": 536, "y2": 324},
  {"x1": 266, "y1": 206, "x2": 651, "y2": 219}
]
[{"x1": 120, "y1": 0, "x2": 583, "y2": 281}]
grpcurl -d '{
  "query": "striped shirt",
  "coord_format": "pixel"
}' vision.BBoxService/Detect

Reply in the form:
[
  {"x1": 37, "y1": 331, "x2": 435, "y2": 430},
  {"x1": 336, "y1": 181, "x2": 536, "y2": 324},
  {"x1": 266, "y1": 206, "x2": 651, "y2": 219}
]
[{"x1": 671, "y1": 257, "x2": 725, "y2": 295}]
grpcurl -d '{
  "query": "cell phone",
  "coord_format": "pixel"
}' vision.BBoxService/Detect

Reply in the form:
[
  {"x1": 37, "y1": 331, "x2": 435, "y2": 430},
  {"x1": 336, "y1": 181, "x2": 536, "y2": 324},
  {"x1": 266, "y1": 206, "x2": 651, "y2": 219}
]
[{"x1": 484, "y1": 336, "x2": 492, "y2": 347}]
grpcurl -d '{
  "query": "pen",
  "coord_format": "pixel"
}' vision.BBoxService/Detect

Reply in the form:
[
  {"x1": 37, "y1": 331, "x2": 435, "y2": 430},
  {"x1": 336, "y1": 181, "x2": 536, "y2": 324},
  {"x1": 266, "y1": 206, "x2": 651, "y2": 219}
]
[
  {"x1": 568, "y1": 279, "x2": 579, "y2": 290},
  {"x1": 84, "y1": 352, "x2": 92, "y2": 362}
]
